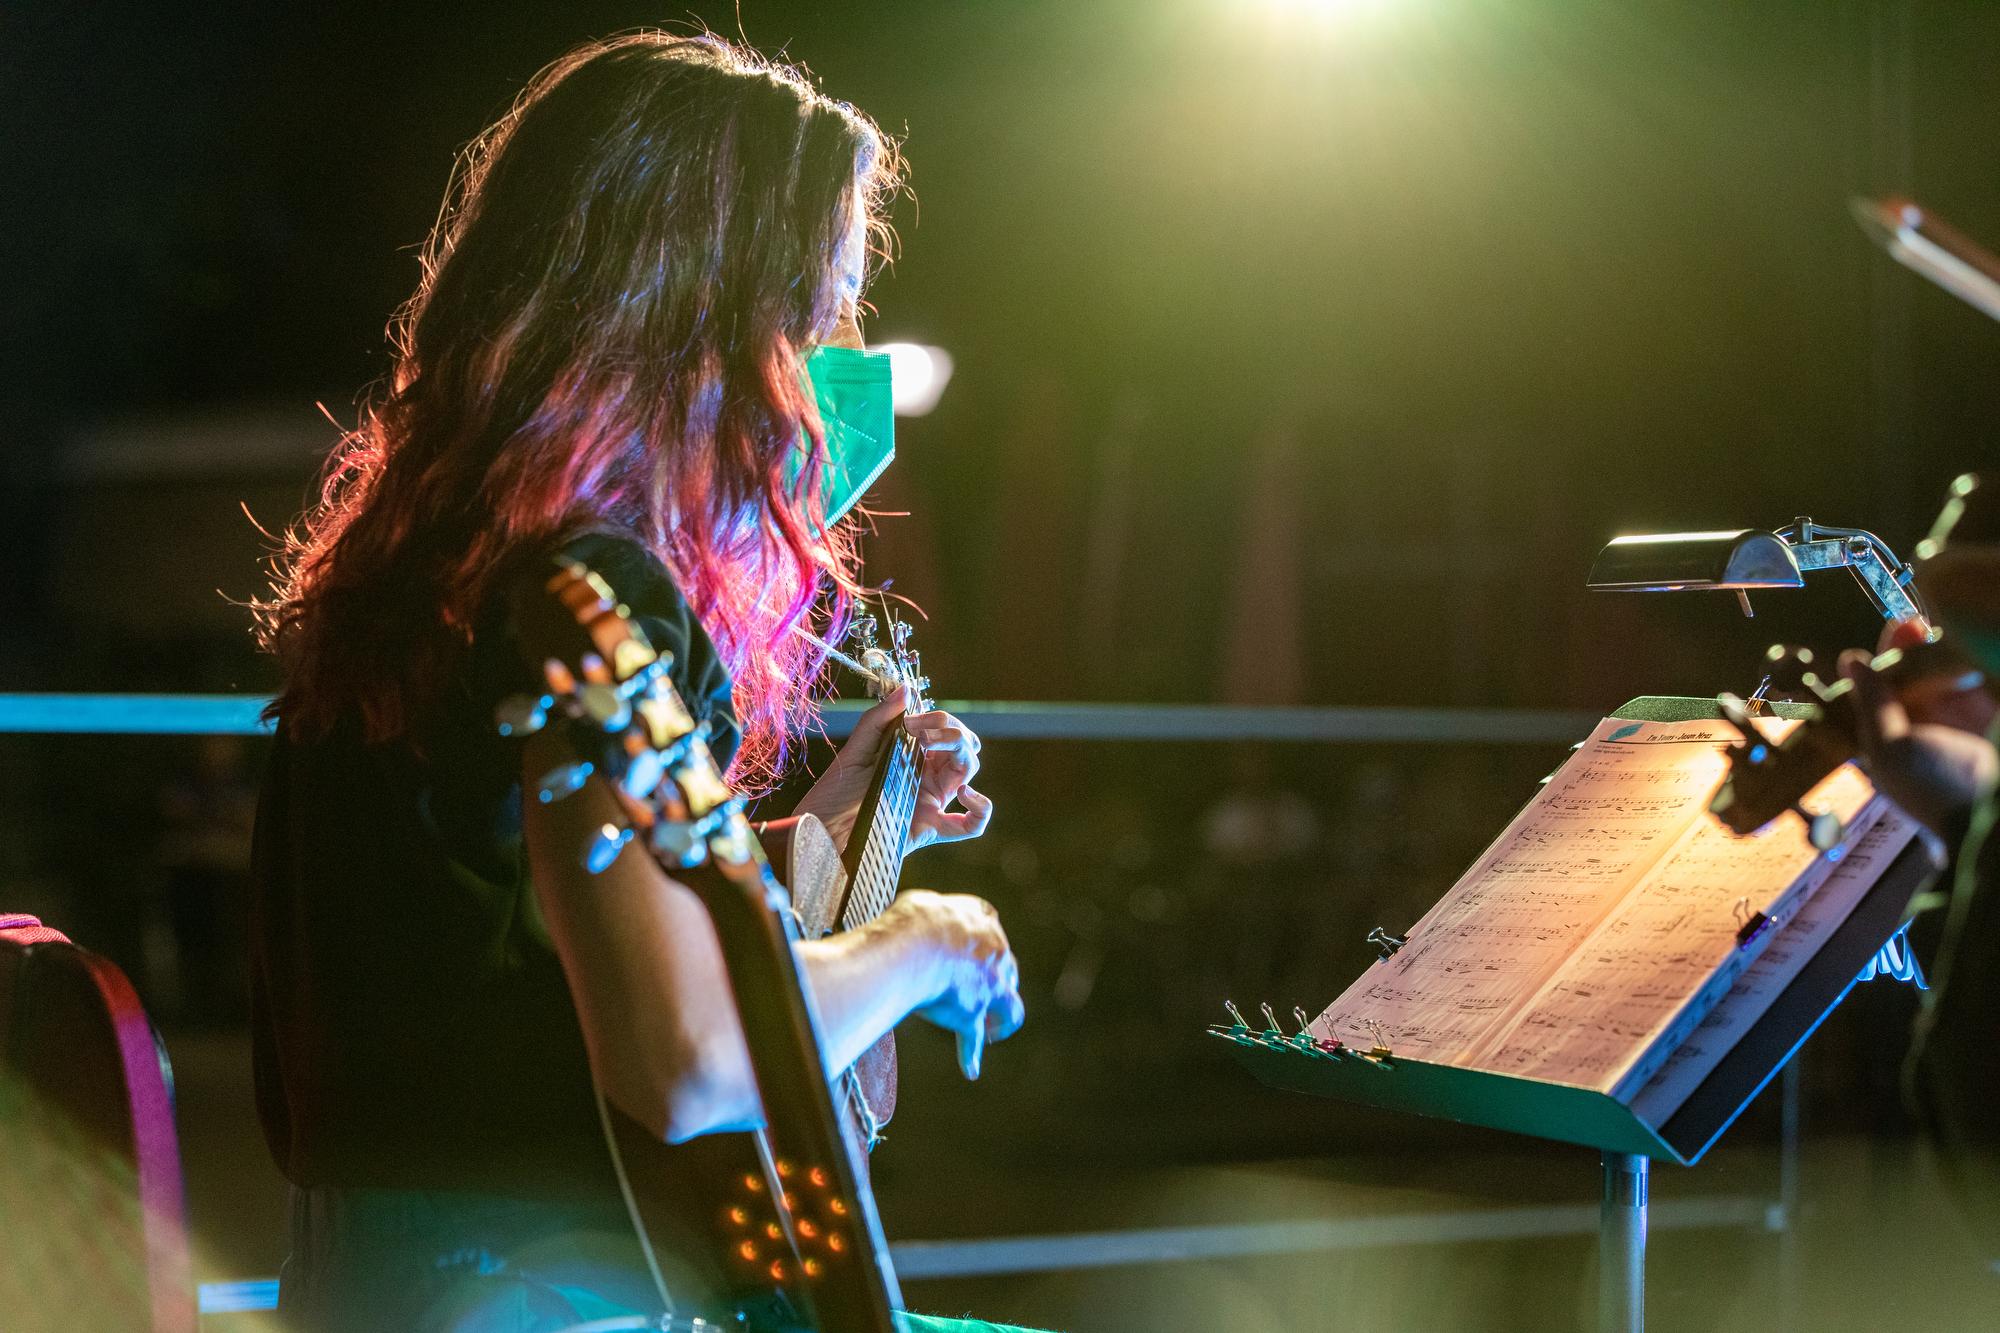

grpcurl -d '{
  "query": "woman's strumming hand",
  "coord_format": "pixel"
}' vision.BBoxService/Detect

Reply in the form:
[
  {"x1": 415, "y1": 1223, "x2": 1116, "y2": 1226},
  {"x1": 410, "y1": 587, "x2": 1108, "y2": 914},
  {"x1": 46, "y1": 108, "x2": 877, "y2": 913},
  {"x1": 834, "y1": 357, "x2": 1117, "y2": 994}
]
[{"x1": 883, "y1": 888, "x2": 1024, "y2": 1080}]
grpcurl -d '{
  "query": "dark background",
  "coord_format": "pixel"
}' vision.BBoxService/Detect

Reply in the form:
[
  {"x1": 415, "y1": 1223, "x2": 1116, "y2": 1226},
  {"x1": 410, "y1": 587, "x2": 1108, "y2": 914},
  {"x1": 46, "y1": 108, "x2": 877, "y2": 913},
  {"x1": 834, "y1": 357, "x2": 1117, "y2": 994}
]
[
  {"x1": 9, "y1": 0, "x2": 2000, "y2": 705},
  {"x1": 6, "y1": 2, "x2": 2000, "y2": 1328}
]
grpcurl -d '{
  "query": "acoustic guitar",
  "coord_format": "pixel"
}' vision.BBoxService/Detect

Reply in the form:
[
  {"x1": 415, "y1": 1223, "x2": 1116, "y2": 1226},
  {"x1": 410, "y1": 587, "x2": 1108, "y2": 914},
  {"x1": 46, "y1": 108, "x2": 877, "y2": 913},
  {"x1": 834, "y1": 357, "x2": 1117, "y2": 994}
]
[{"x1": 503, "y1": 559, "x2": 905, "y2": 1331}]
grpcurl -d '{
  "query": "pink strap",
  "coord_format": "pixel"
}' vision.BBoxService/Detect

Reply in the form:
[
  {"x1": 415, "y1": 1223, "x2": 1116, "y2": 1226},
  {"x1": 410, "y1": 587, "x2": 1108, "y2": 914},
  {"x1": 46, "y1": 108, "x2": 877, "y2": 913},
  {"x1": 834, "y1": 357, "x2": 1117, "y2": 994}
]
[
  {"x1": 0, "y1": 914, "x2": 71, "y2": 946},
  {"x1": 1, "y1": 917, "x2": 194, "y2": 1330},
  {"x1": 76, "y1": 950, "x2": 195, "y2": 1333}
]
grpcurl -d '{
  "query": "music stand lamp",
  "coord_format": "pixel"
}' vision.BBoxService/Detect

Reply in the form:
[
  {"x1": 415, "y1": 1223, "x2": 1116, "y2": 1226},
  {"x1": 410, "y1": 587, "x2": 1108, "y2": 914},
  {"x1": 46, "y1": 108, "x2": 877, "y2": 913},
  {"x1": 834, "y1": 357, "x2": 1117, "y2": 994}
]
[{"x1": 1585, "y1": 520, "x2": 1923, "y2": 624}]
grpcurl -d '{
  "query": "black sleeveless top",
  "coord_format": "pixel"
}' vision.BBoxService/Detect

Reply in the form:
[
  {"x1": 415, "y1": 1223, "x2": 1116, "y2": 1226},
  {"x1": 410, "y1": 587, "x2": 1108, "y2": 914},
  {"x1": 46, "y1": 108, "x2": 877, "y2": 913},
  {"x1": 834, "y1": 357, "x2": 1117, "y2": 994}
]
[{"x1": 248, "y1": 530, "x2": 739, "y2": 1327}]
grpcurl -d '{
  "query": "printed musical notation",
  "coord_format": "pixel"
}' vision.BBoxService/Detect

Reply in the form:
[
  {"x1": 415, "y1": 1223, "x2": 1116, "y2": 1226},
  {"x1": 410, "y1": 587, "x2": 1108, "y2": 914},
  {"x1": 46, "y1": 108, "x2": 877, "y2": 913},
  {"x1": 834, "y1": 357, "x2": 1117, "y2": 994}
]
[
  {"x1": 1626, "y1": 810, "x2": 1921, "y2": 1123},
  {"x1": 1311, "y1": 715, "x2": 1900, "y2": 1098}
]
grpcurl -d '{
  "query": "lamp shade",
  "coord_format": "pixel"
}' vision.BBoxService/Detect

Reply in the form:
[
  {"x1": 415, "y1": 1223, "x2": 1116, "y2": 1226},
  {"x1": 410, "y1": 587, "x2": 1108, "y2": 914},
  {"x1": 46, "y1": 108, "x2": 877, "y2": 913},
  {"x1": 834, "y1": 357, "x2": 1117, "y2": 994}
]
[{"x1": 1586, "y1": 529, "x2": 1804, "y2": 593}]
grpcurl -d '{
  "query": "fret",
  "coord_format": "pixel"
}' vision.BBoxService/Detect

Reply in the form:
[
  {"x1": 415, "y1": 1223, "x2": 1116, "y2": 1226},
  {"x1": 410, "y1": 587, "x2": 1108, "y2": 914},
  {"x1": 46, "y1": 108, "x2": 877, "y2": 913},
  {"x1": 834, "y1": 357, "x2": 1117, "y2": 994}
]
[{"x1": 841, "y1": 732, "x2": 921, "y2": 933}]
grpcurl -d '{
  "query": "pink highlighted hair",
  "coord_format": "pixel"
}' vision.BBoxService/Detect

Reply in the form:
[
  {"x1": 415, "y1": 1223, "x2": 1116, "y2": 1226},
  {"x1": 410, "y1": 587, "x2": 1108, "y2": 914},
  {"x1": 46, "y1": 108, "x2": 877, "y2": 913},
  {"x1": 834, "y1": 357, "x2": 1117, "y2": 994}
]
[{"x1": 255, "y1": 33, "x2": 900, "y2": 788}]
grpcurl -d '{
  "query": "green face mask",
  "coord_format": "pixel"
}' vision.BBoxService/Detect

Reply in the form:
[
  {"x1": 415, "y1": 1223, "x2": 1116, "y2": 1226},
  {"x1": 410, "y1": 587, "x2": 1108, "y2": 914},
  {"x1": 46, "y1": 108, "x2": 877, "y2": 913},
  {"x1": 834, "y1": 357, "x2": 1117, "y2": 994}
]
[{"x1": 793, "y1": 345, "x2": 896, "y2": 527}]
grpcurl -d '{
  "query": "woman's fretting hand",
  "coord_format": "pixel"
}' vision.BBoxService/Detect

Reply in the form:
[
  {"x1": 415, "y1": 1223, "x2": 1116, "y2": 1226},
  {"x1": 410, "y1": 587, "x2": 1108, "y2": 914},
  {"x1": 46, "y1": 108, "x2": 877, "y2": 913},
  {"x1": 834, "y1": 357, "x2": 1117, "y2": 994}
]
[
  {"x1": 885, "y1": 888, "x2": 1024, "y2": 1080},
  {"x1": 796, "y1": 685, "x2": 994, "y2": 855}
]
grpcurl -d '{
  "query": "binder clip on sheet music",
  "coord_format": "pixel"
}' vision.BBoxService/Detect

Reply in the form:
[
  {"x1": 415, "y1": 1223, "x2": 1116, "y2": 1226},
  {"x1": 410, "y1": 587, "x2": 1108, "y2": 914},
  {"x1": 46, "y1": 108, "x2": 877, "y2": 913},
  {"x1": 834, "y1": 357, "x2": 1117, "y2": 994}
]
[{"x1": 1208, "y1": 1001, "x2": 1393, "y2": 1067}]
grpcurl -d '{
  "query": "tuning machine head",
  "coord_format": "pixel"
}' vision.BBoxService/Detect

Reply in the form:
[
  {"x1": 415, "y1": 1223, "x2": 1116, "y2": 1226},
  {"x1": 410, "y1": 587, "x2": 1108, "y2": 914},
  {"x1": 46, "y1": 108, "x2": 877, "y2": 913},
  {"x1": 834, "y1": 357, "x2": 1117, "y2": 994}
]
[
  {"x1": 1755, "y1": 644, "x2": 1840, "y2": 706},
  {"x1": 495, "y1": 692, "x2": 551, "y2": 738}
]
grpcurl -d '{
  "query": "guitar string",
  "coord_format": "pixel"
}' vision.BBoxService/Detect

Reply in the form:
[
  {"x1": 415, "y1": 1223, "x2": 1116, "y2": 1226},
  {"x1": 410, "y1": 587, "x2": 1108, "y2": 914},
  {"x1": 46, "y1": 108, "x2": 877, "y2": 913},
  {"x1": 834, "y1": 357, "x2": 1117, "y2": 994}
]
[
  {"x1": 839, "y1": 730, "x2": 921, "y2": 1138},
  {"x1": 794, "y1": 621, "x2": 926, "y2": 1135},
  {"x1": 845, "y1": 736, "x2": 911, "y2": 925},
  {"x1": 845, "y1": 734, "x2": 920, "y2": 931}
]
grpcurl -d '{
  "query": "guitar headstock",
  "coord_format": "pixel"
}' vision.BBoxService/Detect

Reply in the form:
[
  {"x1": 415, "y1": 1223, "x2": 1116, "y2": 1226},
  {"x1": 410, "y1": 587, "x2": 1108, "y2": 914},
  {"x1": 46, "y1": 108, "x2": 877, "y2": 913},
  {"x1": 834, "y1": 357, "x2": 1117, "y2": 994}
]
[
  {"x1": 498, "y1": 561, "x2": 759, "y2": 877},
  {"x1": 845, "y1": 610, "x2": 933, "y2": 712},
  {"x1": 1710, "y1": 638, "x2": 1980, "y2": 848}
]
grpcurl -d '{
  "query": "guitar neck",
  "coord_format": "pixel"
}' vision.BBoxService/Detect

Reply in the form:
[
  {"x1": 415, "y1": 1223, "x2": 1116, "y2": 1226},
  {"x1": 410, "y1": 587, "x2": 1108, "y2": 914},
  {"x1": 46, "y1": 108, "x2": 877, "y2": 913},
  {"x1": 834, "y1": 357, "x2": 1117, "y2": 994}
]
[{"x1": 839, "y1": 727, "x2": 921, "y2": 931}]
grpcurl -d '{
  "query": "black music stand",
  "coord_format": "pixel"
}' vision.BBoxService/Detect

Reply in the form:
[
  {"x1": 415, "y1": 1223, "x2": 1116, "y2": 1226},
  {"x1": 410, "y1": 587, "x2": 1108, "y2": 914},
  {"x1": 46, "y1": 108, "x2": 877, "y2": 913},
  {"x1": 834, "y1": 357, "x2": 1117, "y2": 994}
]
[{"x1": 1217, "y1": 697, "x2": 1937, "y2": 1333}]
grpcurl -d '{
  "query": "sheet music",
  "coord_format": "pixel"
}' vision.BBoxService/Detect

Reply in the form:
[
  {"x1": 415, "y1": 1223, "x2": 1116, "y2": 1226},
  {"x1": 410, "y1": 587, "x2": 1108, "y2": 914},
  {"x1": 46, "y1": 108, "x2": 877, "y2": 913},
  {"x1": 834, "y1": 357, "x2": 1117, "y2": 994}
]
[
  {"x1": 1311, "y1": 715, "x2": 1891, "y2": 1092},
  {"x1": 1313, "y1": 717, "x2": 1759, "y2": 1063},
  {"x1": 1472, "y1": 763, "x2": 1880, "y2": 1092},
  {"x1": 1626, "y1": 809, "x2": 1922, "y2": 1124}
]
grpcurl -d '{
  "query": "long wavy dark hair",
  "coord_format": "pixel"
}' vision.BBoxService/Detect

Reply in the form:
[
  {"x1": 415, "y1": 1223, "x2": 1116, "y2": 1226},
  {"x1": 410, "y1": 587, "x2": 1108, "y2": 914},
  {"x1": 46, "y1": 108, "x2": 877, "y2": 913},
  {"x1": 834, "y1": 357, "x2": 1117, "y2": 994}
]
[{"x1": 255, "y1": 32, "x2": 900, "y2": 787}]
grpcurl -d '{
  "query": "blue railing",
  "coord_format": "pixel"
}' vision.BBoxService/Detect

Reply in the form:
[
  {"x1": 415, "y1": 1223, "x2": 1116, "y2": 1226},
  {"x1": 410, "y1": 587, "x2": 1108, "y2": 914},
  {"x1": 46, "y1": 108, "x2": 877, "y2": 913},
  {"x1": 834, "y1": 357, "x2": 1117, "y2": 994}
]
[{"x1": 0, "y1": 694, "x2": 1597, "y2": 743}]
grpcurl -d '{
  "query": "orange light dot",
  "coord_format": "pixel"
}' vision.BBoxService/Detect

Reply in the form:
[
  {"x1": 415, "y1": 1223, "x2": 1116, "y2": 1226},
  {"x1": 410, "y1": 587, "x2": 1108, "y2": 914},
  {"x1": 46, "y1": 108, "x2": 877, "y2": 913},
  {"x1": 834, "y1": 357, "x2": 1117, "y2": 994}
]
[
  {"x1": 743, "y1": 1174, "x2": 763, "y2": 1193},
  {"x1": 782, "y1": 1193, "x2": 799, "y2": 1213},
  {"x1": 796, "y1": 1219, "x2": 819, "y2": 1239},
  {"x1": 808, "y1": 1167, "x2": 829, "y2": 1188},
  {"x1": 737, "y1": 1241, "x2": 758, "y2": 1262},
  {"x1": 775, "y1": 1159, "x2": 794, "y2": 1178},
  {"x1": 727, "y1": 1207, "x2": 749, "y2": 1226},
  {"x1": 828, "y1": 1198, "x2": 848, "y2": 1216},
  {"x1": 768, "y1": 1261, "x2": 788, "y2": 1283},
  {"x1": 764, "y1": 1223, "x2": 783, "y2": 1241},
  {"x1": 827, "y1": 1234, "x2": 846, "y2": 1253},
  {"x1": 804, "y1": 1259, "x2": 823, "y2": 1278}
]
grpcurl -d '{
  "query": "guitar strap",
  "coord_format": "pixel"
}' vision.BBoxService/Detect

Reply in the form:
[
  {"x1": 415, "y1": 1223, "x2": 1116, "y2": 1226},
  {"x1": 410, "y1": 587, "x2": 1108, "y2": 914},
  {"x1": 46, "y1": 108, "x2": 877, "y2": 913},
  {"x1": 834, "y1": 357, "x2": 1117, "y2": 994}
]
[{"x1": 594, "y1": 1080, "x2": 680, "y2": 1321}]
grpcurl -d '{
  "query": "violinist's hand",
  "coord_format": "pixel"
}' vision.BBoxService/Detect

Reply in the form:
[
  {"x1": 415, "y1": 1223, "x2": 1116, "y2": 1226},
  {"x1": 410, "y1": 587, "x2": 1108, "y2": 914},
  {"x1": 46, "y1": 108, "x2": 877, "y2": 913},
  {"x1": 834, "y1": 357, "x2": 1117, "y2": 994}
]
[
  {"x1": 796, "y1": 686, "x2": 993, "y2": 855},
  {"x1": 1841, "y1": 648, "x2": 1999, "y2": 837},
  {"x1": 1874, "y1": 617, "x2": 2000, "y2": 735}
]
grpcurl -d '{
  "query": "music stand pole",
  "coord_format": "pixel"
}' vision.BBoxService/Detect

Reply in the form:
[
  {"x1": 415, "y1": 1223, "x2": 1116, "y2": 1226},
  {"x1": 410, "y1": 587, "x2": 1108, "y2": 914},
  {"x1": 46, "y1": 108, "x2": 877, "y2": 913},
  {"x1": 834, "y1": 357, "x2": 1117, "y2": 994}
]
[{"x1": 1599, "y1": 1151, "x2": 1649, "y2": 1333}]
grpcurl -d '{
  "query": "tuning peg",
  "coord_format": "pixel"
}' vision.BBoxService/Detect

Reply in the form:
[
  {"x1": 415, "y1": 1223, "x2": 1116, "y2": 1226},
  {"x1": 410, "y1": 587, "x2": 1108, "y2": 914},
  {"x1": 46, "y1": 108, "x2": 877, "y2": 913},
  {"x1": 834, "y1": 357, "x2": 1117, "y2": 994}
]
[
  {"x1": 848, "y1": 614, "x2": 879, "y2": 649},
  {"x1": 494, "y1": 693, "x2": 550, "y2": 738},
  {"x1": 620, "y1": 746, "x2": 666, "y2": 801},
  {"x1": 1758, "y1": 645, "x2": 1836, "y2": 705},
  {"x1": 535, "y1": 760, "x2": 593, "y2": 804},
  {"x1": 582, "y1": 823, "x2": 634, "y2": 873},
  {"x1": 578, "y1": 682, "x2": 631, "y2": 732},
  {"x1": 651, "y1": 820, "x2": 707, "y2": 868},
  {"x1": 890, "y1": 618, "x2": 912, "y2": 649},
  {"x1": 709, "y1": 821, "x2": 757, "y2": 866}
]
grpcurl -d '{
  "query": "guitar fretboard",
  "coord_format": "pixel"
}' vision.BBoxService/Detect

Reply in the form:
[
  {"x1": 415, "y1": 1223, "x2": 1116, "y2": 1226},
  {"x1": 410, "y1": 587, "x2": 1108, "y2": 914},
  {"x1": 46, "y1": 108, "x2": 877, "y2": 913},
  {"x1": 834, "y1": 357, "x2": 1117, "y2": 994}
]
[{"x1": 842, "y1": 728, "x2": 921, "y2": 931}]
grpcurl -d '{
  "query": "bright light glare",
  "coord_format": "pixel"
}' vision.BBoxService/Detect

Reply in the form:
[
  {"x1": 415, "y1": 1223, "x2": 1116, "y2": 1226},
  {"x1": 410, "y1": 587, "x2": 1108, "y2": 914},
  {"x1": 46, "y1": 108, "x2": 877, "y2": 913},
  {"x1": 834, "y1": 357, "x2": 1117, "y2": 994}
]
[
  {"x1": 877, "y1": 342, "x2": 954, "y2": 417},
  {"x1": 1260, "y1": 0, "x2": 1393, "y2": 11},
  {"x1": 1252, "y1": 0, "x2": 1397, "y2": 29}
]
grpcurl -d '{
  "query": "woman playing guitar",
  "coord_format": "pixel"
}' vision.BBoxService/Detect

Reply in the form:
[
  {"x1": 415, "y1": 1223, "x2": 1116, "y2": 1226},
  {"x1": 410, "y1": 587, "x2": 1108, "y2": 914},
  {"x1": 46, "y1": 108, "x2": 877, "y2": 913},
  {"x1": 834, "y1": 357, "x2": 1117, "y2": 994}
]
[{"x1": 249, "y1": 32, "x2": 1032, "y2": 1332}]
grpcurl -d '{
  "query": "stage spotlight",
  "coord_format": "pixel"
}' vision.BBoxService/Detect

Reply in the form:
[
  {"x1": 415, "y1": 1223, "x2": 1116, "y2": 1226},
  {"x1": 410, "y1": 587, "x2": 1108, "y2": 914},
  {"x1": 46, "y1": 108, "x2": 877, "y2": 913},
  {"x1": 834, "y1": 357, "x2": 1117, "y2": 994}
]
[
  {"x1": 877, "y1": 342, "x2": 954, "y2": 417},
  {"x1": 1253, "y1": 0, "x2": 1396, "y2": 24}
]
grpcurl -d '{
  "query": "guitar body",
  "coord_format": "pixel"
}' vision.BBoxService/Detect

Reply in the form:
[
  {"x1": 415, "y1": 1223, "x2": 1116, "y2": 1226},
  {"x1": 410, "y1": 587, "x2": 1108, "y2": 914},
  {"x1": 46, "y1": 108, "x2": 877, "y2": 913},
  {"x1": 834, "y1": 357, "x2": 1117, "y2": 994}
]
[{"x1": 598, "y1": 813, "x2": 902, "y2": 1319}]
